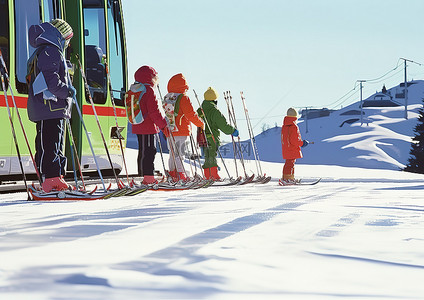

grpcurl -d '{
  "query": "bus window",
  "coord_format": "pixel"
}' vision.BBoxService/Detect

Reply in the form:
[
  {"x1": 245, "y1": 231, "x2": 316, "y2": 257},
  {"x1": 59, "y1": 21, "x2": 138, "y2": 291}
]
[
  {"x1": 0, "y1": 0, "x2": 9, "y2": 91},
  {"x1": 43, "y1": 0, "x2": 62, "y2": 22},
  {"x1": 15, "y1": 0, "x2": 40, "y2": 94},
  {"x1": 83, "y1": 0, "x2": 107, "y2": 104},
  {"x1": 107, "y1": 0, "x2": 126, "y2": 107}
]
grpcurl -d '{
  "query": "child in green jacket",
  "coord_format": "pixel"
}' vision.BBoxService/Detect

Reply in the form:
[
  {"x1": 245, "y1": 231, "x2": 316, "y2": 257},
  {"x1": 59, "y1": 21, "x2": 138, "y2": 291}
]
[{"x1": 197, "y1": 87, "x2": 238, "y2": 180}]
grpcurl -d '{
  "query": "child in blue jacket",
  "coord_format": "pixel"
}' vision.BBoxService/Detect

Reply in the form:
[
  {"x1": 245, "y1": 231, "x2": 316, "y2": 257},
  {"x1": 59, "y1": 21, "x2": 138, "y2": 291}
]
[{"x1": 27, "y1": 19, "x2": 75, "y2": 192}]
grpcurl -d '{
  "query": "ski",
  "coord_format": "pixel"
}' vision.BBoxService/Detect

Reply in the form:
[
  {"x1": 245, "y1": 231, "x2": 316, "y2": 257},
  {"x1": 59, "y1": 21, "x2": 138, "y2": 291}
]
[
  {"x1": 150, "y1": 181, "x2": 198, "y2": 191},
  {"x1": 124, "y1": 184, "x2": 150, "y2": 196},
  {"x1": 278, "y1": 178, "x2": 321, "y2": 186},
  {"x1": 238, "y1": 174, "x2": 255, "y2": 185},
  {"x1": 257, "y1": 175, "x2": 272, "y2": 184},
  {"x1": 194, "y1": 178, "x2": 215, "y2": 189},
  {"x1": 28, "y1": 186, "x2": 119, "y2": 201},
  {"x1": 211, "y1": 176, "x2": 242, "y2": 187}
]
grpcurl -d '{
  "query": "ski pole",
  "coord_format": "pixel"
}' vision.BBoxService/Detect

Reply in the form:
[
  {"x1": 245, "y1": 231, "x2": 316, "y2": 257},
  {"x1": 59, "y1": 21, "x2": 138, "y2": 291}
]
[
  {"x1": 65, "y1": 120, "x2": 79, "y2": 188},
  {"x1": 104, "y1": 57, "x2": 130, "y2": 186},
  {"x1": 223, "y1": 92, "x2": 239, "y2": 177},
  {"x1": 241, "y1": 91, "x2": 263, "y2": 175},
  {"x1": 193, "y1": 89, "x2": 232, "y2": 179},
  {"x1": 76, "y1": 55, "x2": 122, "y2": 189},
  {"x1": 0, "y1": 53, "x2": 31, "y2": 200},
  {"x1": 0, "y1": 50, "x2": 43, "y2": 187},
  {"x1": 157, "y1": 84, "x2": 180, "y2": 182},
  {"x1": 225, "y1": 91, "x2": 249, "y2": 178},
  {"x1": 71, "y1": 95, "x2": 106, "y2": 190},
  {"x1": 189, "y1": 133, "x2": 205, "y2": 178},
  {"x1": 155, "y1": 132, "x2": 170, "y2": 181},
  {"x1": 188, "y1": 133, "x2": 199, "y2": 176},
  {"x1": 228, "y1": 91, "x2": 248, "y2": 173},
  {"x1": 65, "y1": 118, "x2": 87, "y2": 191}
]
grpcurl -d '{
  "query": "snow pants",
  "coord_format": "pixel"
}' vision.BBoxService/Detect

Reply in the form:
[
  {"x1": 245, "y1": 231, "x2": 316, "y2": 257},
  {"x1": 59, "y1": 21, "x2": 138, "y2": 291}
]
[
  {"x1": 137, "y1": 134, "x2": 156, "y2": 176},
  {"x1": 35, "y1": 118, "x2": 67, "y2": 179},
  {"x1": 283, "y1": 158, "x2": 296, "y2": 180},
  {"x1": 167, "y1": 136, "x2": 187, "y2": 173},
  {"x1": 202, "y1": 136, "x2": 219, "y2": 169}
]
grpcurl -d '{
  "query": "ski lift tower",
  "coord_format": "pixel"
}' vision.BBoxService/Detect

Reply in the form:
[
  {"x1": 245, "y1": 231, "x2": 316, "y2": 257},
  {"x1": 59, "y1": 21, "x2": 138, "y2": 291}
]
[
  {"x1": 400, "y1": 58, "x2": 422, "y2": 120},
  {"x1": 357, "y1": 80, "x2": 366, "y2": 125}
]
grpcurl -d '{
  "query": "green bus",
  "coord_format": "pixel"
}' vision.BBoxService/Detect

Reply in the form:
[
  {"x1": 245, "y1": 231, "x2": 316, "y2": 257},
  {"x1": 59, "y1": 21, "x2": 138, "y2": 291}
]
[{"x1": 0, "y1": 0, "x2": 128, "y2": 180}]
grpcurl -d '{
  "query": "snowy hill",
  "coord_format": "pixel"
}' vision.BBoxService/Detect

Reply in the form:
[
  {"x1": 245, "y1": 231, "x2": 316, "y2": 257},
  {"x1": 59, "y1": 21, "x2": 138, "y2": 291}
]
[{"x1": 222, "y1": 80, "x2": 424, "y2": 170}]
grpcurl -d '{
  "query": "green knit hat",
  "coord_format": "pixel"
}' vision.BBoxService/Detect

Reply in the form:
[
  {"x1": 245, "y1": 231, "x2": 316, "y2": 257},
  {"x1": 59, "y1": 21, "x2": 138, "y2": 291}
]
[{"x1": 50, "y1": 19, "x2": 73, "y2": 40}]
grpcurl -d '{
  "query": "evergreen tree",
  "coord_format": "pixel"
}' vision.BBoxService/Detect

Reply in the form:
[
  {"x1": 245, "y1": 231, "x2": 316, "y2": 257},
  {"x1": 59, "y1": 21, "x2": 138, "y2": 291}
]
[{"x1": 404, "y1": 99, "x2": 424, "y2": 173}]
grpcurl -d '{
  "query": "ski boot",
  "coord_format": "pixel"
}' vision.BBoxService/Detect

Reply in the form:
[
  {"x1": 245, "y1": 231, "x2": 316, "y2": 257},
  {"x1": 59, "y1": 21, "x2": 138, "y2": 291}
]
[
  {"x1": 42, "y1": 176, "x2": 70, "y2": 193},
  {"x1": 142, "y1": 175, "x2": 158, "y2": 185}
]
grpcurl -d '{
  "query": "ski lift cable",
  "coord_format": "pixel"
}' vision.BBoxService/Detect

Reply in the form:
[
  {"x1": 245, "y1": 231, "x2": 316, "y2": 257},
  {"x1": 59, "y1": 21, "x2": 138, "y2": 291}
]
[
  {"x1": 251, "y1": 85, "x2": 296, "y2": 131},
  {"x1": 321, "y1": 60, "x2": 406, "y2": 109},
  {"x1": 363, "y1": 61, "x2": 403, "y2": 83},
  {"x1": 329, "y1": 89, "x2": 360, "y2": 110},
  {"x1": 364, "y1": 67, "x2": 405, "y2": 85},
  {"x1": 322, "y1": 83, "x2": 359, "y2": 108}
]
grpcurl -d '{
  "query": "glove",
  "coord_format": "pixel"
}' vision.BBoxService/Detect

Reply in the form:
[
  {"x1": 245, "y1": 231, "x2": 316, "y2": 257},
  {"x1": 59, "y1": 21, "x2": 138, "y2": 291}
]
[
  {"x1": 68, "y1": 86, "x2": 76, "y2": 98},
  {"x1": 231, "y1": 129, "x2": 239, "y2": 137},
  {"x1": 301, "y1": 140, "x2": 309, "y2": 148}
]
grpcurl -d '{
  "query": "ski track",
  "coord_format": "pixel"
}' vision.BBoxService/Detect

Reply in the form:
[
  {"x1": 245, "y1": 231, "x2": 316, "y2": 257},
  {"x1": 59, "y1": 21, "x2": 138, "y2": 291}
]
[{"x1": 0, "y1": 178, "x2": 423, "y2": 299}]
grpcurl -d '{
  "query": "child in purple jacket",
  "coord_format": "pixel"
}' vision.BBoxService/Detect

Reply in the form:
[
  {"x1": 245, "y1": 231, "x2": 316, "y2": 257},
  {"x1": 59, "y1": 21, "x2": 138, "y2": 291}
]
[{"x1": 27, "y1": 19, "x2": 75, "y2": 192}]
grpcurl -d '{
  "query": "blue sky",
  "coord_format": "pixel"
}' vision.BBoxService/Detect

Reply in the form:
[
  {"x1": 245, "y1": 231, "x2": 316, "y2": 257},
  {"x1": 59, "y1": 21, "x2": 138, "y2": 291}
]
[{"x1": 122, "y1": 0, "x2": 424, "y2": 138}]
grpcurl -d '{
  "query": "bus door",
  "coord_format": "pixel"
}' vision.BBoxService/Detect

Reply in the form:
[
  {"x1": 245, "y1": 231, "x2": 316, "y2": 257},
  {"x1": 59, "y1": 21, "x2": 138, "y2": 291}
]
[{"x1": 0, "y1": 0, "x2": 62, "y2": 177}]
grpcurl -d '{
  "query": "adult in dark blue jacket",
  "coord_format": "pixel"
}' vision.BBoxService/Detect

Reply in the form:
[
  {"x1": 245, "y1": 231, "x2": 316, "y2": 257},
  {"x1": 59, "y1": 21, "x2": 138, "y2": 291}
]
[{"x1": 27, "y1": 19, "x2": 75, "y2": 192}]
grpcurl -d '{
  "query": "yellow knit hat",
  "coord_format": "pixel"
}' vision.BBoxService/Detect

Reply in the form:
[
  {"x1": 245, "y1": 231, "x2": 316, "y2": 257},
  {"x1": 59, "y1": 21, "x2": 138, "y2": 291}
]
[
  {"x1": 204, "y1": 87, "x2": 218, "y2": 101},
  {"x1": 287, "y1": 107, "x2": 298, "y2": 117}
]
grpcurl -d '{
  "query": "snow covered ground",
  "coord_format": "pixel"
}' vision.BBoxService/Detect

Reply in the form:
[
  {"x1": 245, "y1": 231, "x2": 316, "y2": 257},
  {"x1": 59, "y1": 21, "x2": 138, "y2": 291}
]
[{"x1": 1, "y1": 149, "x2": 424, "y2": 299}]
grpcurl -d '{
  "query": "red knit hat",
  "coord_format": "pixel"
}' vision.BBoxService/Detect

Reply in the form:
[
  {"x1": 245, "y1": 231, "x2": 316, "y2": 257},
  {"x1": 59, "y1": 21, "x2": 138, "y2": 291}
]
[{"x1": 134, "y1": 66, "x2": 158, "y2": 85}]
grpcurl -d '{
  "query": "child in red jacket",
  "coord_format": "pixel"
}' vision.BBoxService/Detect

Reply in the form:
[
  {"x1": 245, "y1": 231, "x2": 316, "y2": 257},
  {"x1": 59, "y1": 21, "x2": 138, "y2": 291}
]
[
  {"x1": 130, "y1": 66, "x2": 168, "y2": 184},
  {"x1": 281, "y1": 108, "x2": 309, "y2": 183}
]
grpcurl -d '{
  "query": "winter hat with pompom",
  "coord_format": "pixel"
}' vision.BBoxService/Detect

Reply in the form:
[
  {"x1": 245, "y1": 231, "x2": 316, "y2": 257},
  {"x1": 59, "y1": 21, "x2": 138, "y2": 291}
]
[
  {"x1": 204, "y1": 87, "x2": 218, "y2": 101},
  {"x1": 50, "y1": 19, "x2": 73, "y2": 40}
]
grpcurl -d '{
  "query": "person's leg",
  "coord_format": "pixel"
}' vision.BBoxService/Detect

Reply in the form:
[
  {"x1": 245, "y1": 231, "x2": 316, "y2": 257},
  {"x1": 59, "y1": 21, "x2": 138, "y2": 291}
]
[
  {"x1": 203, "y1": 137, "x2": 219, "y2": 179},
  {"x1": 137, "y1": 134, "x2": 156, "y2": 176},
  {"x1": 283, "y1": 159, "x2": 295, "y2": 181},
  {"x1": 137, "y1": 134, "x2": 144, "y2": 176},
  {"x1": 173, "y1": 136, "x2": 188, "y2": 174},
  {"x1": 56, "y1": 119, "x2": 67, "y2": 177},
  {"x1": 35, "y1": 121, "x2": 42, "y2": 180},
  {"x1": 39, "y1": 119, "x2": 69, "y2": 192},
  {"x1": 167, "y1": 138, "x2": 176, "y2": 172},
  {"x1": 142, "y1": 134, "x2": 156, "y2": 176},
  {"x1": 39, "y1": 119, "x2": 67, "y2": 179}
]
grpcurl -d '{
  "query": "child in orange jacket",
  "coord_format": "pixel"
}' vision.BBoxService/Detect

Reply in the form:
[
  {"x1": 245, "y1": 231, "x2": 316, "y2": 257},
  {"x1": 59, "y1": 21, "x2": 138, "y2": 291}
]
[
  {"x1": 281, "y1": 108, "x2": 309, "y2": 183},
  {"x1": 163, "y1": 73, "x2": 204, "y2": 181}
]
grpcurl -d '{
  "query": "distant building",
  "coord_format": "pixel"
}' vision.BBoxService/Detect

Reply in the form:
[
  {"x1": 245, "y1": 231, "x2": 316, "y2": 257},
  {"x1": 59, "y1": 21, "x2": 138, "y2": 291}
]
[
  {"x1": 362, "y1": 85, "x2": 402, "y2": 107},
  {"x1": 299, "y1": 108, "x2": 334, "y2": 120}
]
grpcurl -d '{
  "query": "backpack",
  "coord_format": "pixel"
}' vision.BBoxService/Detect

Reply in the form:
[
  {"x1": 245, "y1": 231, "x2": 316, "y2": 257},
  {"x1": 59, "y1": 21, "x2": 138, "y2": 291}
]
[
  {"x1": 125, "y1": 82, "x2": 146, "y2": 125},
  {"x1": 26, "y1": 46, "x2": 47, "y2": 89},
  {"x1": 197, "y1": 127, "x2": 207, "y2": 147},
  {"x1": 162, "y1": 92, "x2": 183, "y2": 132}
]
